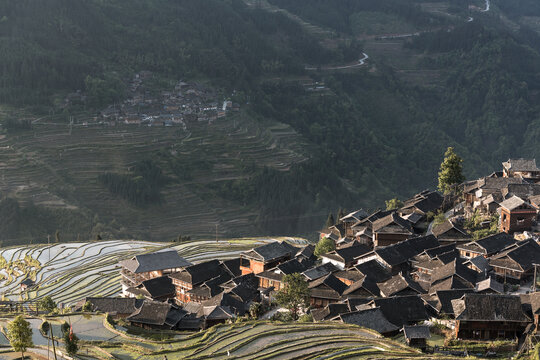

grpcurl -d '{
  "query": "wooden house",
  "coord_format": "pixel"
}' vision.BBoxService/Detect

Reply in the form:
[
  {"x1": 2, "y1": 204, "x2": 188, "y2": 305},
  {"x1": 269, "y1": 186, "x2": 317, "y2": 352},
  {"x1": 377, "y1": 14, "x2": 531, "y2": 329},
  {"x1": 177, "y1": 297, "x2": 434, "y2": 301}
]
[
  {"x1": 126, "y1": 300, "x2": 187, "y2": 330},
  {"x1": 456, "y1": 233, "x2": 516, "y2": 259},
  {"x1": 499, "y1": 196, "x2": 537, "y2": 233},
  {"x1": 320, "y1": 244, "x2": 370, "y2": 270},
  {"x1": 78, "y1": 297, "x2": 139, "y2": 318},
  {"x1": 489, "y1": 239, "x2": 540, "y2": 283},
  {"x1": 451, "y1": 294, "x2": 530, "y2": 340},
  {"x1": 372, "y1": 213, "x2": 414, "y2": 247},
  {"x1": 239, "y1": 242, "x2": 297, "y2": 275},
  {"x1": 432, "y1": 219, "x2": 471, "y2": 245},
  {"x1": 402, "y1": 325, "x2": 430, "y2": 349},
  {"x1": 339, "y1": 209, "x2": 369, "y2": 237},
  {"x1": 377, "y1": 273, "x2": 425, "y2": 297},
  {"x1": 256, "y1": 259, "x2": 308, "y2": 291},
  {"x1": 369, "y1": 295, "x2": 429, "y2": 328},
  {"x1": 120, "y1": 251, "x2": 192, "y2": 295},
  {"x1": 170, "y1": 260, "x2": 227, "y2": 304},
  {"x1": 339, "y1": 308, "x2": 399, "y2": 336},
  {"x1": 308, "y1": 274, "x2": 348, "y2": 308},
  {"x1": 502, "y1": 158, "x2": 540, "y2": 183}
]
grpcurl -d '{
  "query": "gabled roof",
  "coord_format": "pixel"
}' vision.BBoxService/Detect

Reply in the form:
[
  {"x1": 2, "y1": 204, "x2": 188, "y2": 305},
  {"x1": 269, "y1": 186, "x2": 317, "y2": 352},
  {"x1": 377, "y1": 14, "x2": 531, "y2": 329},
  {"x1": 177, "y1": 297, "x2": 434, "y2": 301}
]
[
  {"x1": 241, "y1": 241, "x2": 297, "y2": 263},
  {"x1": 127, "y1": 300, "x2": 171, "y2": 326},
  {"x1": 371, "y1": 295, "x2": 429, "y2": 327},
  {"x1": 309, "y1": 274, "x2": 348, "y2": 299},
  {"x1": 476, "y1": 277, "x2": 504, "y2": 294},
  {"x1": 202, "y1": 305, "x2": 235, "y2": 320},
  {"x1": 503, "y1": 158, "x2": 539, "y2": 172},
  {"x1": 312, "y1": 303, "x2": 351, "y2": 321},
  {"x1": 340, "y1": 209, "x2": 369, "y2": 223},
  {"x1": 432, "y1": 220, "x2": 470, "y2": 240},
  {"x1": 457, "y1": 233, "x2": 516, "y2": 255},
  {"x1": 369, "y1": 235, "x2": 440, "y2": 267},
  {"x1": 377, "y1": 274, "x2": 424, "y2": 297},
  {"x1": 372, "y1": 213, "x2": 414, "y2": 234},
  {"x1": 430, "y1": 260, "x2": 478, "y2": 288},
  {"x1": 221, "y1": 258, "x2": 242, "y2": 278},
  {"x1": 142, "y1": 276, "x2": 176, "y2": 299},
  {"x1": 339, "y1": 308, "x2": 398, "y2": 334},
  {"x1": 302, "y1": 263, "x2": 339, "y2": 281},
  {"x1": 169, "y1": 260, "x2": 224, "y2": 285},
  {"x1": 276, "y1": 259, "x2": 308, "y2": 275},
  {"x1": 452, "y1": 294, "x2": 531, "y2": 322},
  {"x1": 334, "y1": 269, "x2": 364, "y2": 283},
  {"x1": 296, "y1": 244, "x2": 315, "y2": 260},
  {"x1": 403, "y1": 325, "x2": 431, "y2": 340},
  {"x1": 355, "y1": 260, "x2": 392, "y2": 283},
  {"x1": 499, "y1": 195, "x2": 535, "y2": 212},
  {"x1": 201, "y1": 292, "x2": 245, "y2": 315},
  {"x1": 321, "y1": 244, "x2": 370, "y2": 265},
  {"x1": 489, "y1": 239, "x2": 540, "y2": 272},
  {"x1": 503, "y1": 184, "x2": 540, "y2": 199},
  {"x1": 402, "y1": 190, "x2": 443, "y2": 213},
  {"x1": 84, "y1": 297, "x2": 138, "y2": 314},
  {"x1": 429, "y1": 289, "x2": 475, "y2": 315},
  {"x1": 120, "y1": 251, "x2": 192, "y2": 273},
  {"x1": 464, "y1": 256, "x2": 492, "y2": 274},
  {"x1": 343, "y1": 277, "x2": 380, "y2": 297}
]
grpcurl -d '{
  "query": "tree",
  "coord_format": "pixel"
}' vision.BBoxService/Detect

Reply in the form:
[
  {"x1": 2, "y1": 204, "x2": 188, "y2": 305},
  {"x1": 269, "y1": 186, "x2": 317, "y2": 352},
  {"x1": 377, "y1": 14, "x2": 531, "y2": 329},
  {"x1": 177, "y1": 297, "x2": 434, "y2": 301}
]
[
  {"x1": 82, "y1": 301, "x2": 93, "y2": 312},
  {"x1": 63, "y1": 324, "x2": 79, "y2": 357},
  {"x1": 385, "y1": 198, "x2": 403, "y2": 210},
  {"x1": 438, "y1": 147, "x2": 465, "y2": 194},
  {"x1": 38, "y1": 295, "x2": 57, "y2": 313},
  {"x1": 275, "y1": 273, "x2": 310, "y2": 320},
  {"x1": 7, "y1": 315, "x2": 33, "y2": 360},
  {"x1": 325, "y1": 213, "x2": 335, "y2": 228},
  {"x1": 314, "y1": 237, "x2": 335, "y2": 257}
]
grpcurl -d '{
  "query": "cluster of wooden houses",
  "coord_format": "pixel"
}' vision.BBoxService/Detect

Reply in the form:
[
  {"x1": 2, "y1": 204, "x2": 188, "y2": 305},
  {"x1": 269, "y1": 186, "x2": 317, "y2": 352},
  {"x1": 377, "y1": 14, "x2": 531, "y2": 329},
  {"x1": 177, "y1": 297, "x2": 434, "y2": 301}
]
[{"x1": 77, "y1": 158, "x2": 540, "y2": 348}]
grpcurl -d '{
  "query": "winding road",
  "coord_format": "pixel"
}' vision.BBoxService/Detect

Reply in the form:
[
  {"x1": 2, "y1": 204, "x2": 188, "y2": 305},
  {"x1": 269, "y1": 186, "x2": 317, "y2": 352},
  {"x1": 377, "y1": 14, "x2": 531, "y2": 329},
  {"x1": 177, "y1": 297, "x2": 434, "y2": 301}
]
[{"x1": 305, "y1": 52, "x2": 369, "y2": 71}]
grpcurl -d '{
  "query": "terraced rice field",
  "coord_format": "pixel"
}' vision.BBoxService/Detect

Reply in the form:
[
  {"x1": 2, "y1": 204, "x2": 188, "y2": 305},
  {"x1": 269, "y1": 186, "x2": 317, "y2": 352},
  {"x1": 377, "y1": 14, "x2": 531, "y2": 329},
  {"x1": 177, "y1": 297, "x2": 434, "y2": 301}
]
[
  {"x1": 0, "y1": 238, "x2": 299, "y2": 305},
  {"x1": 0, "y1": 109, "x2": 308, "y2": 241},
  {"x1": 100, "y1": 320, "x2": 450, "y2": 360}
]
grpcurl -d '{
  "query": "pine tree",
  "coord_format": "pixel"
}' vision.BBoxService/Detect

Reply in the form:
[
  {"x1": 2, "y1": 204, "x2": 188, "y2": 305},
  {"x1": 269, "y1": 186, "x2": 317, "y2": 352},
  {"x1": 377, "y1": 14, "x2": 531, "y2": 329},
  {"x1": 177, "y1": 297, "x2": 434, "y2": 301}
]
[{"x1": 438, "y1": 147, "x2": 465, "y2": 194}]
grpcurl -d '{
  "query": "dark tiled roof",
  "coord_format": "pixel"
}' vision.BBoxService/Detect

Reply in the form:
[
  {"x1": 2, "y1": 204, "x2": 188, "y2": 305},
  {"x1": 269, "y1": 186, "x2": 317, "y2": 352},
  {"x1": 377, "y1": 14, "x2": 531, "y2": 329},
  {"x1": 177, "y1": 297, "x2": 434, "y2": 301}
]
[
  {"x1": 452, "y1": 294, "x2": 531, "y2": 322},
  {"x1": 503, "y1": 158, "x2": 539, "y2": 172},
  {"x1": 430, "y1": 260, "x2": 478, "y2": 288},
  {"x1": 343, "y1": 277, "x2": 380, "y2": 297},
  {"x1": 277, "y1": 259, "x2": 309, "y2": 275},
  {"x1": 296, "y1": 244, "x2": 315, "y2": 260},
  {"x1": 403, "y1": 325, "x2": 431, "y2": 340},
  {"x1": 340, "y1": 308, "x2": 398, "y2": 334},
  {"x1": 120, "y1": 251, "x2": 192, "y2": 273},
  {"x1": 378, "y1": 274, "x2": 424, "y2": 297},
  {"x1": 228, "y1": 284, "x2": 259, "y2": 303},
  {"x1": 170, "y1": 260, "x2": 224, "y2": 285},
  {"x1": 489, "y1": 239, "x2": 540, "y2": 272},
  {"x1": 431, "y1": 289, "x2": 475, "y2": 315},
  {"x1": 432, "y1": 220, "x2": 470, "y2": 239},
  {"x1": 464, "y1": 256, "x2": 492, "y2": 273},
  {"x1": 221, "y1": 258, "x2": 242, "y2": 278},
  {"x1": 142, "y1": 276, "x2": 175, "y2": 299},
  {"x1": 371, "y1": 295, "x2": 429, "y2": 327},
  {"x1": 334, "y1": 269, "x2": 364, "y2": 282},
  {"x1": 372, "y1": 213, "x2": 414, "y2": 234},
  {"x1": 402, "y1": 191, "x2": 443, "y2": 214},
  {"x1": 312, "y1": 303, "x2": 350, "y2": 321},
  {"x1": 302, "y1": 263, "x2": 339, "y2": 281},
  {"x1": 371, "y1": 235, "x2": 439, "y2": 267},
  {"x1": 201, "y1": 292, "x2": 246, "y2": 315},
  {"x1": 202, "y1": 305, "x2": 235, "y2": 320},
  {"x1": 322, "y1": 244, "x2": 370, "y2": 265},
  {"x1": 85, "y1": 297, "x2": 138, "y2": 314},
  {"x1": 127, "y1": 300, "x2": 171, "y2": 326},
  {"x1": 499, "y1": 196, "x2": 533, "y2": 211},
  {"x1": 355, "y1": 260, "x2": 392, "y2": 283},
  {"x1": 309, "y1": 274, "x2": 348, "y2": 299},
  {"x1": 457, "y1": 233, "x2": 516, "y2": 255},
  {"x1": 476, "y1": 277, "x2": 504, "y2": 294},
  {"x1": 241, "y1": 241, "x2": 297, "y2": 262}
]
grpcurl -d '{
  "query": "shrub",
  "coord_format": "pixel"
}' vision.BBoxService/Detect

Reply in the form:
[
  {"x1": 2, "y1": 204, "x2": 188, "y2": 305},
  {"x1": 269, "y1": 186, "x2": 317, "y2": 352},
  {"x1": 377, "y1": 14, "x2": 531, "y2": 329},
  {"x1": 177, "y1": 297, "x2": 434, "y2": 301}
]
[{"x1": 298, "y1": 314, "x2": 313, "y2": 323}]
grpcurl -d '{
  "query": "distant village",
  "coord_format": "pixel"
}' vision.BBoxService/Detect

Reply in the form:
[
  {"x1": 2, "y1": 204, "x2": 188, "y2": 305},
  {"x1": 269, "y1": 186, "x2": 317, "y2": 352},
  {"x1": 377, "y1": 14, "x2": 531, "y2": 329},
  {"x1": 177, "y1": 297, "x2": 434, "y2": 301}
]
[
  {"x1": 68, "y1": 158, "x2": 540, "y2": 354},
  {"x1": 65, "y1": 71, "x2": 240, "y2": 127}
]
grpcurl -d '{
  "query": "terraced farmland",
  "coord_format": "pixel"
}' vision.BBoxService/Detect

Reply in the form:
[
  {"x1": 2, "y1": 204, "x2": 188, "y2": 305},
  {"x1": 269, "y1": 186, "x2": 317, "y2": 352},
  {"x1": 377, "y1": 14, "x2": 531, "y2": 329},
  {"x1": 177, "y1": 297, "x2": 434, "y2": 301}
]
[
  {"x1": 0, "y1": 109, "x2": 308, "y2": 242},
  {"x1": 0, "y1": 238, "x2": 297, "y2": 305},
  {"x1": 98, "y1": 320, "x2": 451, "y2": 360}
]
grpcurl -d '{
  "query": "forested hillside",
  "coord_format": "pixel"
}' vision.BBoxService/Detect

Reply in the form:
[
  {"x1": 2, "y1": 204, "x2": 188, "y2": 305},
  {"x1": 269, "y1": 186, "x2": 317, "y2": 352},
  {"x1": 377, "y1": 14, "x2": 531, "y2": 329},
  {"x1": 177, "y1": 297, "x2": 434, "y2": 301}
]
[{"x1": 0, "y1": 0, "x2": 539, "y2": 244}]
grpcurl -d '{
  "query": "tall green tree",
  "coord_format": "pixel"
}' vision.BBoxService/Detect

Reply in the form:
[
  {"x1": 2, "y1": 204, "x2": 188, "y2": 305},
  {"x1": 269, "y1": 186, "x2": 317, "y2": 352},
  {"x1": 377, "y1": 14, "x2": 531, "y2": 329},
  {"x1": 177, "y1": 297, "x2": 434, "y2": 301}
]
[
  {"x1": 314, "y1": 236, "x2": 336, "y2": 257},
  {"x1": 63, "y1": 325, "x2": 79, "y2": 357},
  {"x1": 438, "y1": 147, "x2": 465, "y2": 194},
  {"x1": 275, "y1": 273, "x2": 310, "y2": 320},
  {"x1": 385, "y1": 198, "x2": 403, "y2": 210},
  {"x1": 38, "y1": 295, "x2": 57, "y2": 313},
  {"x1": 7, "y1": 315, "x2": 33, "y2": 360}
]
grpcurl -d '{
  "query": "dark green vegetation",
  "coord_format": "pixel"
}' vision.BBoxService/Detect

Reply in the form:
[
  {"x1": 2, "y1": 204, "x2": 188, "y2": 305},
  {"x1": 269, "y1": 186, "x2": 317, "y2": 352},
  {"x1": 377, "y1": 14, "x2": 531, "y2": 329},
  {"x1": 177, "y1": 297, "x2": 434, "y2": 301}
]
[{"x1": 1, "y1": 0, "x2": 540, "y2": 244}]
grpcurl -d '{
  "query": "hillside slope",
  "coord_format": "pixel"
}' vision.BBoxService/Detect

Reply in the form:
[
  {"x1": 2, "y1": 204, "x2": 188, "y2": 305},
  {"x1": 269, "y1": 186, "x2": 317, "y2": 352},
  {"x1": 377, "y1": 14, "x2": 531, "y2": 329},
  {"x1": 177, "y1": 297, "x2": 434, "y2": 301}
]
[{"x1": 1, "y1": 0, "x2": 540, "y2": 243}]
